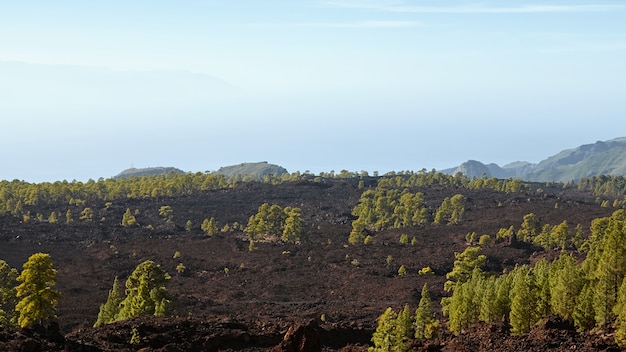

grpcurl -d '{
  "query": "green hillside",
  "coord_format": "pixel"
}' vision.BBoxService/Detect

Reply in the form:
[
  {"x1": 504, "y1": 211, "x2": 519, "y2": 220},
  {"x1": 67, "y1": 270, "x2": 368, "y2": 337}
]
[
  {"x1": 114, "y1": 167, "x2": 185, "y2": 179},
  {"x1": 215, "y1": 161, "x2": 288, "y2": 180},
  {"x1": 442, "y1": 137, "x2": 626, "y2": 182}
]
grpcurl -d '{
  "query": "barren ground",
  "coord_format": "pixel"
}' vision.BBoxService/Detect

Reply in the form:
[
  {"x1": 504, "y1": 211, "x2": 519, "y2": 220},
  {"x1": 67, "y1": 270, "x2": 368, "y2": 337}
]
[{"x1": 0, "y1": 179, "x2": 621, "y2": 351}]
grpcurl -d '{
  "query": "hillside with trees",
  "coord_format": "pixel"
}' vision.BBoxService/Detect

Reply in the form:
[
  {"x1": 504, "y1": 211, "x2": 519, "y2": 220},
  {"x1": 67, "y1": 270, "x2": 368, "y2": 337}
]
[
  {"x1": 113, "y1": 167, "x2": 185, "y2": 179},
  {"x1": 215, "y1": 161, "x2": 289, "y2": 180},
  {"x1": 443, "y1": 137, "x2": 626, "y2": 182},
  {"x1": 1, "y1": 169, "x2": 626, "y2": 350}
]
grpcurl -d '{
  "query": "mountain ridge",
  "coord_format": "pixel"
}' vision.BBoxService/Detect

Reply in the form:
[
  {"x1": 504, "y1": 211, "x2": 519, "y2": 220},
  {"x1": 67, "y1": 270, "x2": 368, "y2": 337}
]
[
  {"x1": 441, "y1": 137, "x2": 626, "y2": 182},
  {"x1": 114, "y1": 162, "x2": 288, "y2": 180}
]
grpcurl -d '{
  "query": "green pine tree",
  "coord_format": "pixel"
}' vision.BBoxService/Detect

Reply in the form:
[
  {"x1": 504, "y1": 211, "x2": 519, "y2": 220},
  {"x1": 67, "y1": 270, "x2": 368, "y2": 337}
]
[
  {"x1": 0, "y1": 260, "x2": 18, "y2": 327},
  {"x1": 121, "y1": 208, "x2": 136, "y2": 227},
  {"x1": 369, "y1": 307, "x2": 408, "y2": 352},
  {"x1": 479, "y1": 276, "x2": 498, "y2": 323},
  {"x1": 281, "y1": 207, "x2": 302, "y2": 243},
  {"x1": 572, "y1": 282, "x2": 595, "y2": 331},
  {"x1": 518, "y1": 213, "x2": 541, "y2": 242},
  {"x1": 533, "y1": 258, "x2": 552, "y2": 319},
  {"x1": 415, "y1": 284, "x2": 437, "y2": 339},
  {"x1": 15, "y1": 253, "x2": 61, "y2": 328},
  {"x1": 444, "y1": 246, "x2": 486, "y2": 292},
  {"x1": 202, "y1": 217, "x2": 219, "y2": 236},
  {"x1": 549, "y1": 253, "x2": 583, "y2": 321},
  {"x1": 396, "y1": 305, "x2": 413, "y2": 345},
  {"x1": 493, "y1": 273, "x2": 513, "y2": 321},
  {"x1": 94, "y1": 277, "x2": 123, "y2": 327},
  {"x1": 116, "y1": 261, "x2": 171, "y2": 321},
  {"x1": 614, "y1": 277, "x2": 626, "y2": 346},
  {"x1": 510, "y1": 265, "x2": 536, "y2": 335}
]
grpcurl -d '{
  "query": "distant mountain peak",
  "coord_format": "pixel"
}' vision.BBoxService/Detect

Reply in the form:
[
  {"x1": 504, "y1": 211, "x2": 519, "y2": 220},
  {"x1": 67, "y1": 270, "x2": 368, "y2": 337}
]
[
  {"x1": 114, "y1": 167, "x2": 184, "y2": 179},
  {"x1": 215, "y1": 162, "x2": 288, "y2": 180}
]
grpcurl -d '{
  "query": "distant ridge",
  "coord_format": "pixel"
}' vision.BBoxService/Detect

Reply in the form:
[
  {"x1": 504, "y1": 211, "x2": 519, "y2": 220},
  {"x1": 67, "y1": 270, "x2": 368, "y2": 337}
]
[
  {"x1": 114, "y1": 167, "x2": 184, "y2": 179},
  {"x1": 215, "y1": 162, "x2": 288, "y2": 180},
  {"x1": 441, "y1": 137, "x2": 626, "y2": 182}
]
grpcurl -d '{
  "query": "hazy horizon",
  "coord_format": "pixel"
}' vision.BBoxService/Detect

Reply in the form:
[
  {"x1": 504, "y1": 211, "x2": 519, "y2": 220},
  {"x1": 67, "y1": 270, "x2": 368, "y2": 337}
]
[{"x1": 1, "y1": 1, "x2": 625, "y2": 182}]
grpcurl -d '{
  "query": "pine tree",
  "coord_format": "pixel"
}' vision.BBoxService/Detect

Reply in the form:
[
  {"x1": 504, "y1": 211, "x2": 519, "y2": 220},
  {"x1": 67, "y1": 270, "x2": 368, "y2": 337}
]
[
  {"x1": 116, "y1": 261, "x2": 171, "y2": 321},
  {"x1": 15, "y1": 253, "x2": 61, "y2": 328},
  {"x1": 281, "y1": 207, "x2": 302, "y2": 243},
  {"x1": 369, "y1": 307, "x2": 409, "y2": 352},
  {"x1": 510, "y1": 265, "x2": 536, "y2": 335},
  {"x1": 433, "y1": 197, "x2": 451, "y2": 224},
  {"x1": 479, "y1": 276, "x2": 498, "y2": 323},
  {"x1": 80, "y1": 207, "x2": 94, "y2": 221},
  {"x1": 202, "y1": 217, "x2": 219, "y2": 236},
  {"x1": 267, "y1": 204, "x2": 287, "y2": 236},
  {"x1": 0, "y1": 260, "x2": 18, "y2": 327},
  {"x1": 573, "y1": 282, "x2": 595, "y2": 331},
  {"x1": 493, "y1": 272, "x2": 513, "y2": 321},
  {"x1": 549, "y1": 253, "x2": 583, "y2": 321},
  {"x1": 121, "y1": 208, "x2": 136, "y2": 227},
  {"x1": 396, "y1": 305, "x2": 413, "y2": 345},
  {"x1": 445, "y1": 269, "x2": 483, "y2": 335},
  {"x1": 444, "y1": 246, "x2": 486, "y2": 292},
  {"x1": 533, "y1": 258, "x2": 552, "y2": 319},
  {"x1": 445, "y1": 281, "x2": 470, "y2": 335},
  {"x1": 449, "y1": 194, "x2": 466, "y2": 224},
  {"x1": 94, "y1": 277, "x2": 123, "y2": 327},
  {"x1": 571, "y1": 224, "x2": 584, "y2": 251},
  {"x1": 159, "y1": 205, "x2": 173, "y2": 223},
  {"x1": 591, "y1": 212, "x2": 626, "y2": 328},
  {"x1": 614, "y1": 277, "x2": 626, "y2": 346},
  {"x1": 415, "y1": 284, "x2": 437, "y2": 339},
  {"x1": 551, "y1": 221, "x2": 569, "y2": 250},
  {"x1": 349, "y1": 219, "x2": 367, "y2": 245},
  {"x1": 48, "y1": 211, "x2": 57, "y2": 224},
  {"x1": 533, "y1": 224, "x2": 554, "y2": 250},
  {"x1": 518, "y1": 213, "x2": 541, "y2": 242}
]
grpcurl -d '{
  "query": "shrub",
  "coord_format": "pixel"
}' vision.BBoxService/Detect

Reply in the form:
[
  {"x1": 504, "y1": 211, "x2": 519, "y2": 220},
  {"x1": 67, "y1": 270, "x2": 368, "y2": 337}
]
[{"x1": 398, "y1": 265, "x2": 407, "y2": 277}]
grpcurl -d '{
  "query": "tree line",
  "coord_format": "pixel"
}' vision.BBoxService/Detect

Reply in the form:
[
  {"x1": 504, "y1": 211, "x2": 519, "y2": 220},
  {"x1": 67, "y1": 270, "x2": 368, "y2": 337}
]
[
  {"x1": 0, "y1": 169, "x2": 535, "y2": 220},
  {"x1": 348, "y1": 185, "x2": 466, "y2": 245}
]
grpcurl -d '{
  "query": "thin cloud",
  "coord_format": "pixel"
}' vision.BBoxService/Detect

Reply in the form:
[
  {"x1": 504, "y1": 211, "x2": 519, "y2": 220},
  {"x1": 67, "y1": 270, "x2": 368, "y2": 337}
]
[
  {"x1": 244, "y1": 20, "x2": 421, "y2": 29},
  {"x1": 324, "y1": 1, "x2": 626, "y2": 14},
  {"x1": 318, "y1": 20, "x2": 420, "y2": 28}
]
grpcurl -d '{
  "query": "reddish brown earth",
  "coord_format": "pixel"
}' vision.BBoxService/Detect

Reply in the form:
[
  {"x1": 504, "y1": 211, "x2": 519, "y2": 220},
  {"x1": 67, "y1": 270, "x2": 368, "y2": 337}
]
[{"x1": 0, "y1": 178, "x2": 622, "y2": 351}]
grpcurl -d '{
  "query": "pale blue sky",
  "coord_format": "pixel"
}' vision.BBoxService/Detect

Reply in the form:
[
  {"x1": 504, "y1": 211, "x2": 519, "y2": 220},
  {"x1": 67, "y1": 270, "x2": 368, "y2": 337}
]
[{"x1": 1, "y1": 1, "x2": 625, "y2": 182}]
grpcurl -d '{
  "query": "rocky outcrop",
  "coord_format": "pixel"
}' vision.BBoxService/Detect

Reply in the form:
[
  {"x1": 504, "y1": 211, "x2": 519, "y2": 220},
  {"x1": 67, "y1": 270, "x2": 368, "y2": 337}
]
[{"x1": 274, "y1": 321, "x2": 321, "y2": 352}]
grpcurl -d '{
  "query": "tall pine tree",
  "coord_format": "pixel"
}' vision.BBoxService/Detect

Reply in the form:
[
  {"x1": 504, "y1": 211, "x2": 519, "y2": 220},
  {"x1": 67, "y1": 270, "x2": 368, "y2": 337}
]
[
  {"x1": 415, "y1": 284, "x2": 437, "y2": 339},
  {"x1": 94, "y1": 277, "x2": 123, "y2": 327},
  {"x1": 510, "y1": 265, "x2": 537, "y2": 335}
]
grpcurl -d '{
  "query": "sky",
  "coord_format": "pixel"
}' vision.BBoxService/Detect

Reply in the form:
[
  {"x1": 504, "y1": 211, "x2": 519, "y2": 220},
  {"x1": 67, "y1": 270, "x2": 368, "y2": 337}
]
[{"x1": 1, "y1": 0, "x2": 625, "y2": 182}]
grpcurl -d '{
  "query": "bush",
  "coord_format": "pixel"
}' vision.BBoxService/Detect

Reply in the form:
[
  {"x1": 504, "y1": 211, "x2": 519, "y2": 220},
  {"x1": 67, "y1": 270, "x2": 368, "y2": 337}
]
[
  {"x1": 478, "y1": 234, "x2": 492, "y2": 246},
  {"x1": 418, "y1": 266, "x2": 434, "y2": 276},
  {"x1": 398, "y1": 265, "x2": 407, "y2": 277}
]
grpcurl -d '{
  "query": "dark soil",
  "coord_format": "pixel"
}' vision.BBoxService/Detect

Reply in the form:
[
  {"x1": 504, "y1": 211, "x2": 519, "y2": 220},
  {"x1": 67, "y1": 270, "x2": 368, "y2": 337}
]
[{"x1": 0, "y1": 179, "x2": 622, "y2": 351}]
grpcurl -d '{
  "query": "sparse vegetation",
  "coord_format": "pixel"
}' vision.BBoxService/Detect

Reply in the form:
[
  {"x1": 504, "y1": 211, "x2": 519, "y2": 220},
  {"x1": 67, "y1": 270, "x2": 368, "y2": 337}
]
[{"x1": 1, "y1": 169, "x2": 626, "y2": 350}]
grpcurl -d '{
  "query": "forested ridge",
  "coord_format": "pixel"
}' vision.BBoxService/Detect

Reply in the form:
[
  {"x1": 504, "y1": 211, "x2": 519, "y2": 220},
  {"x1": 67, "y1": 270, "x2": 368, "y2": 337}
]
[{"x1": 1, "y1": 169, "x2": 626, "y2": 351}]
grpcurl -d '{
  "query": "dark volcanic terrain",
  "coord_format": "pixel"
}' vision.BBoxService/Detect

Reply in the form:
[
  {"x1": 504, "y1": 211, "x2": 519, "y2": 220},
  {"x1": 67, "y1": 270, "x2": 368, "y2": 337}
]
[{"x1": 0, "y1": 178, "x2": 622, "y2": 351}]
